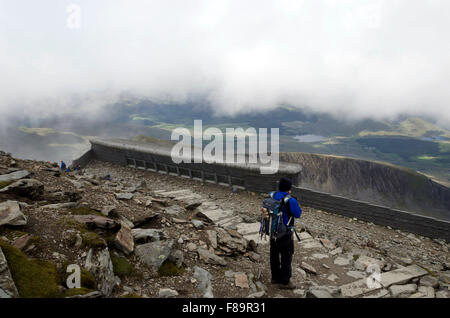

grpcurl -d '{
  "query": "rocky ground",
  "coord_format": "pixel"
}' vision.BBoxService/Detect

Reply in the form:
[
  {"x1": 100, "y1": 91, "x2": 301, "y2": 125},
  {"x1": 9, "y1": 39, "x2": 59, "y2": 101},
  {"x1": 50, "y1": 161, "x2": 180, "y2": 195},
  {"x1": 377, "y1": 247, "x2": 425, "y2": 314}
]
[{"x1": 0, "y1": 151, "x2": 449, "y2": 299}]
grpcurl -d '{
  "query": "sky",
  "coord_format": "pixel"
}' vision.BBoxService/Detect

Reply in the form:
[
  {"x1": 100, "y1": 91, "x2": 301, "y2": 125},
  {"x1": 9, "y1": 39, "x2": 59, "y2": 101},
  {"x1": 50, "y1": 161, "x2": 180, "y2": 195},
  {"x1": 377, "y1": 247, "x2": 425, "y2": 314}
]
[{"x1": 0, "y1": 0, "x2": 450, "y2": 126}]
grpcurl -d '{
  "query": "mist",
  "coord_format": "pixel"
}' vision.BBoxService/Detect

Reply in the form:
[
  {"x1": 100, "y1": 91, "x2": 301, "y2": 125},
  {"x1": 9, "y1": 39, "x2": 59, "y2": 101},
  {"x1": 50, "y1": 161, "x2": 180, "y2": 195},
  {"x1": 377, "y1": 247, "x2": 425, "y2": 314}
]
[{"x1": 1, "y1": 0, "x2": 450, "y2": 126}]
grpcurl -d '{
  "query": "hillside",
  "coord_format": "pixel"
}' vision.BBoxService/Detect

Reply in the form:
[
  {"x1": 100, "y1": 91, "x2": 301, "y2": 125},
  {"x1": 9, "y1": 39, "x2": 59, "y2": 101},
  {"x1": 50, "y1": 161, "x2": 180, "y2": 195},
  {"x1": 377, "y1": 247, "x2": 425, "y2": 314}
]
[
  {"x1": 281, "y1": 153, "x2": 450, "y2": 221},
  {"x1": 0, "y1": 151, "x2": 449, "y2": 298}
]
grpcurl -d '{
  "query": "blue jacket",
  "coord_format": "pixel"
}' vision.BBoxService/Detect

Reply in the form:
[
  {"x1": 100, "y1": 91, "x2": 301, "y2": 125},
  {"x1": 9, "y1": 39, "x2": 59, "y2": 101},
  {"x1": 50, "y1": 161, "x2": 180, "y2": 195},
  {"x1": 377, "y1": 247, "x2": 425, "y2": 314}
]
[{"x1": 272, "y1": 191, "x2": 302, "y2": 226}]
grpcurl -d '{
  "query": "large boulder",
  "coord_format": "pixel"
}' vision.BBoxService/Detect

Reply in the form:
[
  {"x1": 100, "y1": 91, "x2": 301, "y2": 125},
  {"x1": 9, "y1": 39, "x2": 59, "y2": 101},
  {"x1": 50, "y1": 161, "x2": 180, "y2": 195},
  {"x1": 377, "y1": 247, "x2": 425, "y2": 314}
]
[
  {"x1": 0, "y1": 247, "x2": 19, "y2": 298},
  {"x1": 0, "y1": 201, "x2": 27, "y2": 226},
  {"x1": 0, "y1": 179, "x2": 44, "y2": 199},
  {"x1": 135, "y1": 239, "x2": 174, "y2": 270},
  {"x1": 85, "y1": 248, "x2": 118, "y2": 297},
  {"x1": 0, "y1": 170, "x2": 30, "y2": 183},
  {"x1": 193, "y1": 266, "x2": 213, "y2": 298}
]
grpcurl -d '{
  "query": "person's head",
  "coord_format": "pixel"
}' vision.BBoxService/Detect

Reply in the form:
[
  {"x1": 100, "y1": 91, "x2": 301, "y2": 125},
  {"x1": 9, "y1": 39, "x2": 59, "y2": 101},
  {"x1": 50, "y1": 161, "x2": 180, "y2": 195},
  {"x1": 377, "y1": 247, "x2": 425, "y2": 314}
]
[{"x1": 278, "y1": 177, "x2": 292, "y2": 193}]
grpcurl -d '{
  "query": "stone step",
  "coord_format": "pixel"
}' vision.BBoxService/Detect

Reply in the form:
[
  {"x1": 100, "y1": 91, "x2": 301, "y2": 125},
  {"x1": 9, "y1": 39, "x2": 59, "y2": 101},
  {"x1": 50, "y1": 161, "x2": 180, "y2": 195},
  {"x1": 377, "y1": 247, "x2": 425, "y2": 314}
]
[
  {"x1": 156, "y1": 189, "x2": 192, "y2": 197},
  {"x1": 236, "y1": 223, "x2": 261, "y2": 236},
  {"x1": 340, "y1": 264, "x2": 428, "y2": 297},
  {"x1": 198, "y1": 209, "x2": 234, "y2": 223},
  {"x1": 218, "y1": 215, "x2": 244, "y2": 229}
]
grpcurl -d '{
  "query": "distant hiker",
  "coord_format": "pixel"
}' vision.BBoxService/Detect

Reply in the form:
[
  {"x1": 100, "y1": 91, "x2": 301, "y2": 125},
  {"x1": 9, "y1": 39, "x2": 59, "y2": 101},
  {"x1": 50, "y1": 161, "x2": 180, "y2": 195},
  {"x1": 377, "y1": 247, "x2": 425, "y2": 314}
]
[
  {"x1": 261, "y1": 177, "x2": 302, "y2": 289},
  {"x1": 60, "y1": 161, "x2": 66, "y2": 171}
]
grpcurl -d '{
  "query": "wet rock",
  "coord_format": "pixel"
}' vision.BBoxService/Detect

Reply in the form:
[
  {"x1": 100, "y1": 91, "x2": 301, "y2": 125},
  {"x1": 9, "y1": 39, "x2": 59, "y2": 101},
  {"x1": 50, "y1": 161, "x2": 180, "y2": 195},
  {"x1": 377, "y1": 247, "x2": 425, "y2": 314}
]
[
  {"x1": 0, "y1": 201, "x2": 27, "y2": 226},
  {"x1": 193, "y1": 266, "x2": 213, "y2": 298},
  {"x1": 135, "y1": 239, "x2": 174, "y2": 270},
  {"x1": 85, "y1": 248, "x2": 118, "y2": 297},
  {"x1": 0, "y1": 179, "x2": 44, "y2": 199},
  {"x1": 197, "y1": 248, "x2": 227, "y2": 266}
]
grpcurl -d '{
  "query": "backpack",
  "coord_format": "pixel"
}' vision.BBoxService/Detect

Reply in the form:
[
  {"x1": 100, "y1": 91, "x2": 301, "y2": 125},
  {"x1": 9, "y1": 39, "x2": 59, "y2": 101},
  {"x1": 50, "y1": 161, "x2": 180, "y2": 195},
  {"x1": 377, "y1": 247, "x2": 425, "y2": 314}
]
[{"x1": 260, "y1": 191, "x2": 293, "y2": 240}]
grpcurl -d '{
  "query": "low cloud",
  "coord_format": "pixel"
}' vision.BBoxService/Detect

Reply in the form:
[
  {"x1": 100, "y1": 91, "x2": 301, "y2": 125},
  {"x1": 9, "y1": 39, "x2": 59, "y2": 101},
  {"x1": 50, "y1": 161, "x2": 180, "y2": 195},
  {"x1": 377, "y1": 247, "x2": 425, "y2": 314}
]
[{"x1": 0, "y1": 0, "x2": 449, "y2": 126}]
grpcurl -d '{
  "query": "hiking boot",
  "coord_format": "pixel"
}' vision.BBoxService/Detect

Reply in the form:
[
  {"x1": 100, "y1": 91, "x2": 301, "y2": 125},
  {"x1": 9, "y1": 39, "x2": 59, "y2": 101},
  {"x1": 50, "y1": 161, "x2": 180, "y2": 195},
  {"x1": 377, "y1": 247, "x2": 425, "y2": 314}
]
[{"x1": 278, "y1": 282, "x2": 296, "y2": 290}]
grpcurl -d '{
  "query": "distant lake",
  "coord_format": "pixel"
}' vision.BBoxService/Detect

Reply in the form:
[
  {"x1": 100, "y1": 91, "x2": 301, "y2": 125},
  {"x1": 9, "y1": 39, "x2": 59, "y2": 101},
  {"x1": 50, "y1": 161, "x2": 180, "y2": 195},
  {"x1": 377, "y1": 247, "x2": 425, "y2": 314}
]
[{"x1": 293, "y1": 134, "x2": 327, "y2": 143}]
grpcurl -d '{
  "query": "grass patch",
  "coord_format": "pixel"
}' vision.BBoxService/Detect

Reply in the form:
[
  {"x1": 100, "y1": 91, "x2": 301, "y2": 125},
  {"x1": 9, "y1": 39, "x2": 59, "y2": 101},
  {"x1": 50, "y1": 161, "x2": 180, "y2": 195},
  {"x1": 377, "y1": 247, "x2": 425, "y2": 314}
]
[
  {"x1": 0, "y1": 239, "x2": 60, "y2": 298},
  {"x1": 62, "y1": 263, "x2": 97, "y2": 290},
  {"x1": 81, "y1": 232, "x2": 107, "y2": 249},
  {"x1": 0, "y1": 229, "x2": 28, "y2": 240},
  {"x1": 111, "y1": 254, "x2": 134, "y2": 278},
  {"x1": 158, "y1": 260, "x2": 185, "y2": 277},
  {"x1": 0, "y1": 180, "x2": 11, "y2": 189}
]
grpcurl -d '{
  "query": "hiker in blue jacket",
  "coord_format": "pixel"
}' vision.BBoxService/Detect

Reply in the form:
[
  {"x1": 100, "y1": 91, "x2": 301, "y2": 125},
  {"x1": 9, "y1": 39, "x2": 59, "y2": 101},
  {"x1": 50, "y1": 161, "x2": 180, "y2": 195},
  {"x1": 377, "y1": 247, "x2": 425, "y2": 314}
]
[{"x1": 268, "y1": 177, "x2": 302, "y2": 289}]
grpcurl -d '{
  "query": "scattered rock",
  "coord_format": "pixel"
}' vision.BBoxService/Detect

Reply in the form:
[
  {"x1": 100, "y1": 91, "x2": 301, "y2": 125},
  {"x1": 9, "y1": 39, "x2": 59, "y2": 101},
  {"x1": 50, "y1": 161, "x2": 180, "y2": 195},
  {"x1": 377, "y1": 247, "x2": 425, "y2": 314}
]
[
  {"x1": 235, "y1": 273, "x2": 249, "y2": 289},
  {"x1": 159, "y1": 288, "x2": 178, "y2": 298},
  {"x1": 334, "y1": 256, "x2": 350, "y2": 266},
  {"x1": 115, "y1": 193, "x2": 134, "y2": 200},
  {"x1": 12, "y1": 234, "x2": 33, "y2": 250},
  {"x1": 388, "y1": 284, "x2": 417, "y2": 297},
  {"x1": 135, "y1": 239, "x2": 174, "y2": 270},
  {"x1": 114, "y1": 223, "x2": 134, "y2": 255},
  {"x1": 193, "y1": 266, "x2": 213, "y2": 298},
  {"x1": 419, "y1": 275, "x2": 439, "y2": 288},
  {"x1": 206, "y1": 230, "x2": 217, "y2": 249},
  {"x1": 306, "y1": 287, "x2": 333, "y2": 298},
  {"x1": 197, "y1": 248, "x2": 227, "y2": 266},
  {"x1": 0, "y1": 201, "x2": 27, "y2": 226},
  {"x1": 300, "y1": 262, "x2": 317, "y2": 275},
  {"x1": 101, "y1": 206, "x2": 117, "y2": 217}
]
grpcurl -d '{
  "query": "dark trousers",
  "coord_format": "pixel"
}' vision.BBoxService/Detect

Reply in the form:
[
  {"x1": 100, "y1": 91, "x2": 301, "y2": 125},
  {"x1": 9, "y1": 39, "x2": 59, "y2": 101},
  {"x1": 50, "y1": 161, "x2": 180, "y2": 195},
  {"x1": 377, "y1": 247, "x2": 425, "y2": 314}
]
[{"x1": 270, "y1": 234, "x2": 294, "y2": 285}]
